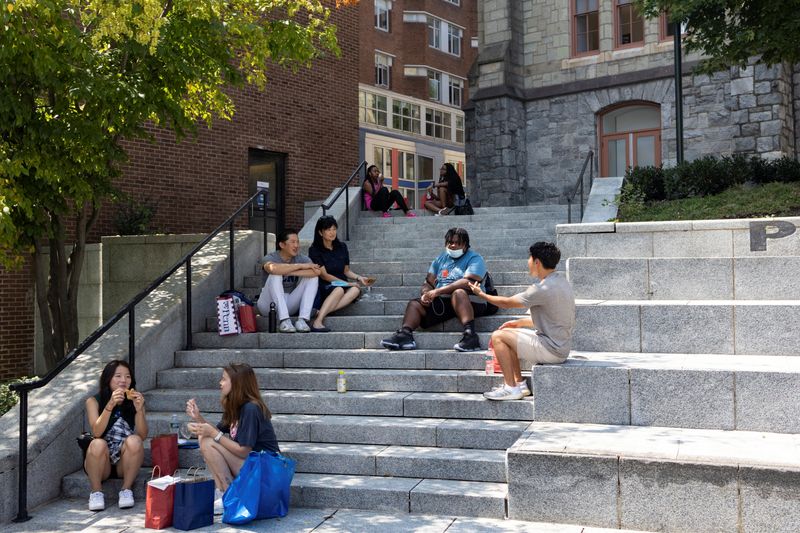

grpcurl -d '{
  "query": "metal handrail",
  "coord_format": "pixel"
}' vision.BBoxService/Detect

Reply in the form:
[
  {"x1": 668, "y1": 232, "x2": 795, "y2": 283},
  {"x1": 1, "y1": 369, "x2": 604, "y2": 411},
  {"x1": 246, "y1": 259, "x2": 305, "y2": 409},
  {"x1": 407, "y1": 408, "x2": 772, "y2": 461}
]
[
  {"x1": 320, "y1": 161, "x2": 367, "y2": 241},
  {"x1": 9, "y1": 189, "x2": 268, "y2": 522},
  {"x1": 566, "y1": 150, "x2": 595, "y2": 224}
]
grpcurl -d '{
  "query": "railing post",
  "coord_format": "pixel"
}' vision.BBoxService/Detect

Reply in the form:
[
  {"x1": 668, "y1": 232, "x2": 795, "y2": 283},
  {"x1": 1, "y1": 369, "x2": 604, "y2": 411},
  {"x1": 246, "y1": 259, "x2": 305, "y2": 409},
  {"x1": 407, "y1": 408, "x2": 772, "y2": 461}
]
[
  {"x1": 229, "y1": 221, "x2": 235, "y2": 292},
  {"x1": 186, "y1": 258, "x2": 193, "y2": 350},
  {"x1": 261, "y1": 193, "x2": 267, "y2": 255},
  {"x1": 345, "y1": 186, "x2": 350, "y2": 241},
  {"x1": 128, "y1": 307, "x2": 135, "y2": 378},
  {"x1": 567, "y1": 198, "x2": 572, "y2": 224},
  {"x1": 13, "y1": 389, "x2": 30, "y2": 522}
]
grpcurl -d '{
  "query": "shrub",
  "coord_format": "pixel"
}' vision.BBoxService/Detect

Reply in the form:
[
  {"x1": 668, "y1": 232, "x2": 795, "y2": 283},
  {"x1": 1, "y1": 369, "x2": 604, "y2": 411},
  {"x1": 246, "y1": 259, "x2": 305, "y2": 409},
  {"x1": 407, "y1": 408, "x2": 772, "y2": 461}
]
[
  {"x1": 0, "y1": 377, "x2": 38, "y2": 417},
  {"x1": 749, "y1": 156, "x2": 777, "y2": 184},
  {"x1": 624, "y1": 165, "x2": 665, "y2": 201},
  {"x1": 113, "y1": 195, "x2": 159, "y2": 235},
  {"x1": 771, "y1": 156, "x2": 800, "y2": 183}
]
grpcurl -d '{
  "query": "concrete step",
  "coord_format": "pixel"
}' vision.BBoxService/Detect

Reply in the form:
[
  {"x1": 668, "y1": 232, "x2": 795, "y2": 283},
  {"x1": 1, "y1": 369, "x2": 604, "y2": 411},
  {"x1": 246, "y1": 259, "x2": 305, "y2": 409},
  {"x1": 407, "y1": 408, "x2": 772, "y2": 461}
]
[
  {"x1": 146, "y1": 412, "x2": 530, "y2": 450},
  {"x1": 144, "y1": 388, "x2": 534, "y2": 421},
  {"x1": 345, "y1": 234, "x2": 555, "y2": 250},
  {"x1": 348, "y1": 258, "x2": 526, "y2": 274},
  {"x1": 506, "y1": 421, "x2": 800, "y2": 531},
  {"x1": 237, "y1": 284, "x2": 526, "y2": 302},
  {"x1": 242, "y1": 270, "x2": 531, "y2": 288},
  {"x1": 354, "y1": 211, "x2": 566, "y2": 227},
  {"x1": 532, "y1": 351, "x2": 800, "y2": 434},
  {"x1": 292, "y1": 473, "x2": 507, "y2": 518},
  {"x1": 568, "y1": 256, "x2": 800, "y2": 300},
  {"x1": 348, "y1": 246, "x2": 535, "y2": 261},
  {"x1": 205, "y1": 313, "x2": 525, "y2": 333},
  {"x1": 349, "y1": 227, "x2": 556, "y2": 243},
  {"x1": 158, "y1": 367, "x2": 507, "y2": 393},
  {"x1": 192, "y1": 331, "x2": 494, "y2": 351}
]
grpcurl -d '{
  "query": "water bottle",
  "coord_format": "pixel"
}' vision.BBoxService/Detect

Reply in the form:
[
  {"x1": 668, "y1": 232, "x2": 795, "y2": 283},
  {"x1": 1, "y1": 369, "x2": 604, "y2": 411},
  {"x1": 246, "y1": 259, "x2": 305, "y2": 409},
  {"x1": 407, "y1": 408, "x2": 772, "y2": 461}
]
[
  {"x1": 268, "y1": 302, "x2": 277, "y2": 333},
  {"x1": 484, "y1": 352, "x2": 495, "y2": 375},
  {"x1": 337, "y1": 370, "x2": 347, "y2": 393},
  {"x1": 170, "y1": 413, "x2": 180, "y2": 434}
]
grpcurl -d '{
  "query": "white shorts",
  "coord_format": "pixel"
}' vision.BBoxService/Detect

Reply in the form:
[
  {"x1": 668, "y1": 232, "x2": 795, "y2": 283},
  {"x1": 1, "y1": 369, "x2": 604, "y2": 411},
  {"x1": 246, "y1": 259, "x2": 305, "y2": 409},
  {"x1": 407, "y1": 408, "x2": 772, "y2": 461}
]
[{"x1": 514, "y1": 329, "x2": 567, "y2": 366}]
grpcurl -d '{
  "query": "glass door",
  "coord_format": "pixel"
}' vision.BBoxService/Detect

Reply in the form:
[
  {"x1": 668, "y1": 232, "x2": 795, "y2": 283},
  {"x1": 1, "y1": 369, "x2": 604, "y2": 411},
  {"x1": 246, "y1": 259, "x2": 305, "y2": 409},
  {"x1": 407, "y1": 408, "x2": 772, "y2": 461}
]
[{"x1": 248, "y1": 149, "x2": 285, "y2": 236}]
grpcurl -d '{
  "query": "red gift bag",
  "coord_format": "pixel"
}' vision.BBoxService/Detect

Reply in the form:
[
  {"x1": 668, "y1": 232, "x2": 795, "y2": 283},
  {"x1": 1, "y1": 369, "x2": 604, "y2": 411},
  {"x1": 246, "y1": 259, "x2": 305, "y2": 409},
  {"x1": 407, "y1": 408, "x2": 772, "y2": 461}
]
[
  {"x1": 145, "y1": 467, "x2": 176, "y2": 529},
  {"x1": 486, "y1": 339, "x2": 502, "y2": 374},
  {"x1": 238, "y1": 304, "x2": 257, "y2": 333},
  {"x1": 151, "y1": 433, "x2": 179, "y2": 477}
]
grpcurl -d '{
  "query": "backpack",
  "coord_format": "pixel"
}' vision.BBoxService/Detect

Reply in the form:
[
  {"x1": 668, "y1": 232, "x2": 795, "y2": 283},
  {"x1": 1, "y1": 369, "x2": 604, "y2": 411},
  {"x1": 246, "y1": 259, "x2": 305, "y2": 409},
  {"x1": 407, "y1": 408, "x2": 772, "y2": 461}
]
[
  {"x1": 453, "y1": 196, "x2": 474, "y2": 216},
  {"x1": 483, "y1": 272, "x2": 499, "y2": 315}
]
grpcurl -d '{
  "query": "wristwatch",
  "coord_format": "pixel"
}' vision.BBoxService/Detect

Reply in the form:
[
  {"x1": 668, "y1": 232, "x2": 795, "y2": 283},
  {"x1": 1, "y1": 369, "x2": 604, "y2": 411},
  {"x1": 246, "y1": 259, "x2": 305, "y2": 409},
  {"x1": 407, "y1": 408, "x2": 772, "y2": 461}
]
[{"x1": 214, "y1": 431, "x2": 223, "y2": 443}]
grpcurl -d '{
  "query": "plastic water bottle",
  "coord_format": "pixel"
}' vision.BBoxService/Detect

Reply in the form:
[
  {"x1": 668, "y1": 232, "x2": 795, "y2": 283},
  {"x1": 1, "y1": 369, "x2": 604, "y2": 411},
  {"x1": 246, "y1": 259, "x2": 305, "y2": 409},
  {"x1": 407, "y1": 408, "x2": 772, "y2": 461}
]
[
  {"x1": 337, "y1": 370, "x2": 347, "y2": 393},
  {"x1": 484, "y1": 352, "x2": 495, "y2": 375},
  {"x1": 170, "y1": 413, "x2": 180, "y2": 434},
  {"x1": 268, "y1": 302, "x2": 277, "y2": 333}
]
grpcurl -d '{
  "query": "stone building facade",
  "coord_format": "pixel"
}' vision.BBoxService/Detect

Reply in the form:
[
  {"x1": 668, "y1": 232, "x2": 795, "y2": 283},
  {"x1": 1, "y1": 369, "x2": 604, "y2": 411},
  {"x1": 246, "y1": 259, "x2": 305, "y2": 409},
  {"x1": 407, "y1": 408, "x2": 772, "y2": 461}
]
[{"x1": 466, "y1": 0, "x2": 800, "y2": 206}]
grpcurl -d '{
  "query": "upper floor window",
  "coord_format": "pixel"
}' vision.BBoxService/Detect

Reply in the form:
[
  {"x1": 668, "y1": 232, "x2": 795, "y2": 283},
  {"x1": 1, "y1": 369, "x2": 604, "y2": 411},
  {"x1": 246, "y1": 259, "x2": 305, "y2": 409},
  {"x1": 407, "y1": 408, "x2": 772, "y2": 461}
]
[
  {"x1": 428, "y1": 71, "x2": 441, "y2": 101},
  {"x1": 616, "y1": 0, "x2": 643, "y2": 47},
  {"x1": 375, "y1": 0, "x2": 390, "y2": 32},
  {"x1": 455, "y1": 115, "x2": 464, "y2": 143},
  {"x1": 359, "y1": 91, "x2": 388, "y2": 127},
  {"x1": 444, "y1": 0, "x2": 460, "y2": 5},
  {"x1": 428, "y1": 17, "x2": 441, "y2": 49},
  {"x1": 447, "y1": 25, "x2": 462, "y2": 56},
  {"x1": 427, "y1": 16, "x2": 462, "y2": 57},
  {"x1": 448, "y1": 78, "x2": 463, "y2": 107},
  {"x1": 392, "y1": 99, "x2": 421, "y2": 134},
  {"x1": 574, "y1": 0, "x2": 599, "y2": 54},
  {"x1": 425, "y1": 109, "x2": 452, "y2": 140},
  {"x1": 375, "y1": 53, "x2": 392, "y2": 88}
]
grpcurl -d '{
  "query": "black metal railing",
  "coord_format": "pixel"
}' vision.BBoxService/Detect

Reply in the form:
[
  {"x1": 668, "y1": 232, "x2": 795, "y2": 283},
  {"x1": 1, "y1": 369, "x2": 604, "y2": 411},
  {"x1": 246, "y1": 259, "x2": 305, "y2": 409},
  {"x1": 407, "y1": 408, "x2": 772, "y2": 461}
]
[
  {"x1": 9, "y1": 189, "x2": 268, "y2": 522},
  {"x1": 320, "y1": 161, "x2": 367, "y2": 242},
  {"x1": 566, "y1": 150, "x2": 595, "y2": 224}
]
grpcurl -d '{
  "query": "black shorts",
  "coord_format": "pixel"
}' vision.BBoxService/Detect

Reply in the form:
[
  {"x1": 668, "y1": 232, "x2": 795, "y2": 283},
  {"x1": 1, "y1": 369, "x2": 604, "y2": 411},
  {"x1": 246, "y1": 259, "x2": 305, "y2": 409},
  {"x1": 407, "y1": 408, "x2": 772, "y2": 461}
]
[{"x1": 418, "y1": 296, "x2": 488, "y2": 329}]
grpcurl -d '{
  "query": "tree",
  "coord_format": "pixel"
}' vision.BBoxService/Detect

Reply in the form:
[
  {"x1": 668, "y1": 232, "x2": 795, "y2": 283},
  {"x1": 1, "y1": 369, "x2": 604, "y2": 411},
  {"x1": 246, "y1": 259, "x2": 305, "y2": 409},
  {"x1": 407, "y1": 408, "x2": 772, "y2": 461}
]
[
  {"x1": 0, "y1": 0, "x2": 348, "y2": 369},
  {"x1": 638, "y1": 0, "x2": 800, "y2": 71}
]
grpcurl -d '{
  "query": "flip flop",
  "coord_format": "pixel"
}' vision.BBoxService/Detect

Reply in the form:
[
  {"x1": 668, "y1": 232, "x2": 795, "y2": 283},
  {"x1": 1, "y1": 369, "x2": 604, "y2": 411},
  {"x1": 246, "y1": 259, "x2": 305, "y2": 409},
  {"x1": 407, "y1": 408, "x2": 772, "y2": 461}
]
[{"x1": 310, "y1": 325, "x2": 331, "y2": 333}]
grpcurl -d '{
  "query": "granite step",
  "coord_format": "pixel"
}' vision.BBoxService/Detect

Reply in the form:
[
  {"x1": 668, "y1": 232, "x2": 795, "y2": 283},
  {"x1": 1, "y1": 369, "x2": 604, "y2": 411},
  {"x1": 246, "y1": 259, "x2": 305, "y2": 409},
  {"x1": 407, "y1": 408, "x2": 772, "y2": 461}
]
[
  {"x1": 236, "y1": 284, "x2": 526, "y2": 302},
  {"x1": 349, "y1": 227, "x2": 556, "y2": 243},
  {"x1": 348, "y1": 246, "x2": 535, "y2": 261},
  {"x1": 532, "y1": 351, "x2": 800, "y2": 433},
  {"x1": 242, "y1": 270, "x2": 531, "y2": 288},
  {"x1": 144, "y1": 388, "x2": 535, "y2": 421},
  {"x1": 145, "y1": 412, "x2": 530, "y2": 450},
  {"x1": 506, "y1": 421, "x2": 800, "y2": 531},
  {"x1": 345, "y1": 234, "x2": 554, "y2": 250},
  {"x1": 347, "y1": 258, "x2": 527, "y2": 274}
]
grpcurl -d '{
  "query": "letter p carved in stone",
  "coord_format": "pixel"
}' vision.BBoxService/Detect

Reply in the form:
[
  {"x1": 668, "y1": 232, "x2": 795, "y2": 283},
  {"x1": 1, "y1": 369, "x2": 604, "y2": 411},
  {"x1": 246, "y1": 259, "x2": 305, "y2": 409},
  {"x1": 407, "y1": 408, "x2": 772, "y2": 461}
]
[{"x1": 749, "y1": 220, "x2": 796, "y2": 251}]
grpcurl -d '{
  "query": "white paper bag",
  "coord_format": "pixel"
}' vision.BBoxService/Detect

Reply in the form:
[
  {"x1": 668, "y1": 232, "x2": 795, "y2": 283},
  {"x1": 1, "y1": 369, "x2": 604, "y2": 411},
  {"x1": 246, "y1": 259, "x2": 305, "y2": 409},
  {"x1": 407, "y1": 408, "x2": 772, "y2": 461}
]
[{"x1": 217, "y1": 296, "x2": 241, "y2": 336}]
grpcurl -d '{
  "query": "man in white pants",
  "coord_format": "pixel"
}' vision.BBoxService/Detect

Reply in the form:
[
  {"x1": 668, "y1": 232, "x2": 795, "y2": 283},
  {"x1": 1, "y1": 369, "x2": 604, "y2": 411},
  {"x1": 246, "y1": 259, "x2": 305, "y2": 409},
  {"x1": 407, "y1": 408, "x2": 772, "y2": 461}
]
[
  {"x1": 469, "y1": 241, "x2": 575, "y2": 400},
  {"x1": 258, "y1": 229, "x2": 320, "y2": 333}
]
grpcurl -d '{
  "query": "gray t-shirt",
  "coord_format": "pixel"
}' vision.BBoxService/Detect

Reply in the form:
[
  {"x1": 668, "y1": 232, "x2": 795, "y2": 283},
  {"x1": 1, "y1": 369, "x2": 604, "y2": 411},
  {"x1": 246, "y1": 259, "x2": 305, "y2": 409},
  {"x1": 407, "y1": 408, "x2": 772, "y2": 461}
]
[
  {"x1": 262, "y1": 251, "x2": 312, "y2": 292},
  {"x1": 514, "y1": 272, "x2": 576, "y2": 357}
]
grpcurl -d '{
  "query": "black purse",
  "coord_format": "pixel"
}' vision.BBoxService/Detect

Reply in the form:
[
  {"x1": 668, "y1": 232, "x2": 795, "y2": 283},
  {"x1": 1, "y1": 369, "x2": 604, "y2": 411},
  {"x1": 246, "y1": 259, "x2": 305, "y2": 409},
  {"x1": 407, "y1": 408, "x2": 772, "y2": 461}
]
[
  {"x1": 453, "y1": 197, "x2": 474, "y2": 216},
  {"x1": 77, "y1": 432, "x2": 94, "y2": 458}
]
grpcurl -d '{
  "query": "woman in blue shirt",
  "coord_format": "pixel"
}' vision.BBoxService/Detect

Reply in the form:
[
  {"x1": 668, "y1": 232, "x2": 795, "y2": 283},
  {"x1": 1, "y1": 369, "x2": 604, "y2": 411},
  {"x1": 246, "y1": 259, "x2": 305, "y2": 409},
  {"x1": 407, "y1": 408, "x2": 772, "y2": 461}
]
[
  {"x1": 308, "y1": 216, "x2": 374, "y2": 332},
  {"x1": 187, "y1": 363, "x2": 279, "y2": 514}
]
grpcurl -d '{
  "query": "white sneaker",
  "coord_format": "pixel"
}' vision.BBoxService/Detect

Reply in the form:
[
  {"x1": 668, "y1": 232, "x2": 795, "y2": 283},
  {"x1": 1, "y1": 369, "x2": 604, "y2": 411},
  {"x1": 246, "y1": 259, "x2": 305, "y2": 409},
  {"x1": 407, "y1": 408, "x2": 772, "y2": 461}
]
[
  {"x1": 483, "y1": 384, "x2": 524, "y2": 401},
  {"x1": 517, "y1": 381, "x2": 532, "y2": 397},
  {"x1": 294, "y1": 318, "x2": 311, "y2": 333},
  {"x1": 118, "y1": 488, "x2": 134, "y2": 509},
  {"x1": 213, "y1": 497, "x2": 224, "y2": 516},
  {"x1": 278, "y1": 319, "x2": 296, "y2": 333},
  {"x1": 88, "y1": 491, "x2": 105, "y2": 511}
]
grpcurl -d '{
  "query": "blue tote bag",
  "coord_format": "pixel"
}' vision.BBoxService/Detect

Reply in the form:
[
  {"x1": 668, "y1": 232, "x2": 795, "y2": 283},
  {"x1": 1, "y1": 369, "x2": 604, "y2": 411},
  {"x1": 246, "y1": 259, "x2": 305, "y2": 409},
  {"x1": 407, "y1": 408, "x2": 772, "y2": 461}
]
[
  {"x1": 172, "y1": 475, "x2": 215, "y2": 530},
  {"x1": 222, "y1": 451, "x2": 296, "y2": 525}
]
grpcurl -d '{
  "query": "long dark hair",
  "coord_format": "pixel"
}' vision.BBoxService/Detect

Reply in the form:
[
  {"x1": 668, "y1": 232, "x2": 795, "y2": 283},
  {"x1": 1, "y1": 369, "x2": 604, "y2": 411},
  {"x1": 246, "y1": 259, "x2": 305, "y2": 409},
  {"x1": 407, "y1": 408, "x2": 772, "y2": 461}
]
[
  {"x1": 221, "y1": 363, "x2": 271, "y2": 428},
  {"x1": 98, "y1": 359, "x2": 136, "y2": 419},
  {"x1": 441, "y1": 163, "x2": 465, "y2": 197},
  {"x1": 311, "y1": 216, "x2": 340, "y2": 251}
]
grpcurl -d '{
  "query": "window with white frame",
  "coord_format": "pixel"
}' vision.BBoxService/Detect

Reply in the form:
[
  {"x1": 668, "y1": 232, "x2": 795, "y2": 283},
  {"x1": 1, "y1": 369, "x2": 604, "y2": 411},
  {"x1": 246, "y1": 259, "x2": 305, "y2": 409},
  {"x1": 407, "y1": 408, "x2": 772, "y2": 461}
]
[
  {"x1": 448, "y1": 78, "x2": 463, "y2": 107},
  {"x1": 373, "y1": 146, "x2": 393, "y2": 178},
  {"x1": 358, "y1": 91, "x2": 388, "y2": 126},
  {"x1": 425, "y1": 108, "x2": 452, "y2": 140},
  {"x1": 444, "y1": 0, "x2": 460, "y2": 5},
  {"x1": 375, "y1": 0, "x2": 390, "y2": 31},
  {"x1": 427, "y1": 17, "x2": 441, "y2": 48},
  {"x1": 428, "y1": 70, "x2": 441, "y2": 102},
  {"x1": 375, "y1": 53, "x2": 392, "y2": 88},
  {"x1": 455, "y1": 116, "x2": 464, "y2": 143},
  {"x1": 392, "y1": 99, "x2": 421, "y2": 133},
  {"x1": 447, "y1": 25, "x2": 462, "y2": 56}
]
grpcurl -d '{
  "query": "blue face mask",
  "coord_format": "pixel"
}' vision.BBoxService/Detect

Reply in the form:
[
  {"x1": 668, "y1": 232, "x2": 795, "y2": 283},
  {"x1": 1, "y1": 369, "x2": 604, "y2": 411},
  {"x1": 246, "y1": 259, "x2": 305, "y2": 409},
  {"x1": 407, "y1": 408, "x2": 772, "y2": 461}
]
[{"x1": 446, "y1": 248, "x2": 464, "y2": 259}]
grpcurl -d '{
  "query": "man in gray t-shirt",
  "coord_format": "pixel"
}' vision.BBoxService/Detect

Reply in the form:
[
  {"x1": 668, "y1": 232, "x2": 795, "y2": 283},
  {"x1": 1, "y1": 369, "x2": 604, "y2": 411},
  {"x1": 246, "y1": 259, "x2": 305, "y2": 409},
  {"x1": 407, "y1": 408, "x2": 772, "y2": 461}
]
[{"x1": 469, "y1": 242, "x2": 575, "y2": 401}]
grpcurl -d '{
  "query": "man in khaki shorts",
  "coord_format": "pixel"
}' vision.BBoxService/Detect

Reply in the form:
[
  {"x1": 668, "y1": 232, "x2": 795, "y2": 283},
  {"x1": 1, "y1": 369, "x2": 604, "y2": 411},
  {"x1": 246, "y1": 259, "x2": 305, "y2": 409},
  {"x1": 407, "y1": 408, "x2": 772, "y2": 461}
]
[{"x1": 469, "y1": 242, "x2": 575, "y2": 401}]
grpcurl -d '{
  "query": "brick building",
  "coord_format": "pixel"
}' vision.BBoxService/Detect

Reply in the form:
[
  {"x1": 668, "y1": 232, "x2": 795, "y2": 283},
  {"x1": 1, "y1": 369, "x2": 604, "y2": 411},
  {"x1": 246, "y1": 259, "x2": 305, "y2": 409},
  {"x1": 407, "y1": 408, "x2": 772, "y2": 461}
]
[
  {"x1": 358, "y1": 0, "x2": 477, "y2": 208},
  {"x1": 0, "y1": 4, "x2": 360, "y2": 380},
  {"x1": 467, "y1": 0, "x2": 800, "y2": 206}
]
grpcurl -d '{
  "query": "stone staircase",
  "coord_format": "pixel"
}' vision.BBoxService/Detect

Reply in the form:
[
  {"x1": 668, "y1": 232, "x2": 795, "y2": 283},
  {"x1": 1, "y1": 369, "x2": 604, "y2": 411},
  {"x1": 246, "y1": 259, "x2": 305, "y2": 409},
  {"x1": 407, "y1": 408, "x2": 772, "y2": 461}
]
[{"x1": 62, "y1": 204, "x2": 568, "y2": 519}]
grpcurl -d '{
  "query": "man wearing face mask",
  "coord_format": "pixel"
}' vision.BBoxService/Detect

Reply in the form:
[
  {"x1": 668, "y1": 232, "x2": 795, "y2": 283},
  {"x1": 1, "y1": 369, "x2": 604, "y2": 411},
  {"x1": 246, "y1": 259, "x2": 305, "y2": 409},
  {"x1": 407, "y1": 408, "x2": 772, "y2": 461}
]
[{"x1": 381, "y1": 227, "x2": 488, "y2": 352}]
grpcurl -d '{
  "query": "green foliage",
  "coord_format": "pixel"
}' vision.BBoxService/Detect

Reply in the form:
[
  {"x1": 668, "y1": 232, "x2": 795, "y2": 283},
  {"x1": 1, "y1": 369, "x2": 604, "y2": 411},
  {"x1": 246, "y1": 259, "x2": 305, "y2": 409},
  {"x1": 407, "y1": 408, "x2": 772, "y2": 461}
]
[
  {"x1": 0, "y1": 377, "x2": 38, "y2": 417},
  {"x1": 636, "y1": 0, "x2": 800, "y2": 70},
  {"x1": 113, "y1": 196, "x2": 159, "y2": 235}
]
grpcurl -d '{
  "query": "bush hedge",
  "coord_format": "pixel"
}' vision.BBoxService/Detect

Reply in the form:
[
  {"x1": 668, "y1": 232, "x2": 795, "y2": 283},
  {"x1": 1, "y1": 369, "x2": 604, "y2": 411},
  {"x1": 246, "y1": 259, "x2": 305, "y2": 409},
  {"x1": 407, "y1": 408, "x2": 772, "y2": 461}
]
[
  {"x1": 0, "y1": 377, "x2": 38, "y2": 417},
  {"x1": 622, "y1": 155, "x2": 800, "y2": 203}
]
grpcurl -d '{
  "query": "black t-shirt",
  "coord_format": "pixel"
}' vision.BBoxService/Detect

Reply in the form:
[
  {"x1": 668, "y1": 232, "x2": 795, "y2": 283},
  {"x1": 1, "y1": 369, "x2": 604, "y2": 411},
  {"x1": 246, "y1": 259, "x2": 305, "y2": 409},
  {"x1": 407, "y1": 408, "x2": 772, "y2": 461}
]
[
  {"x1": 94, "y1": 393, "x2": 136, "y2": 437},
  {"x1": 217, "y1": 402, "x2": 280, "y2": 453},
  {"x1": 309, "y1": 242, "x2": 350, "y2": 283}
]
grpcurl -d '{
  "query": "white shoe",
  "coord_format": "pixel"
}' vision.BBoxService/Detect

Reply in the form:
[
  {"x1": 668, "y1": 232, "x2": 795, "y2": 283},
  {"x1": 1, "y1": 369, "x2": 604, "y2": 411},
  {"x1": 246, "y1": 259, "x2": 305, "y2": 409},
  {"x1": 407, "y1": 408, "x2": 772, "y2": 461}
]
[
  {"x1": 294, "y1": 318, "x2": 311, "y2": 333},
  {"x1": 214, "y1": 497, "x2": 224, "y2": 516},
  {"x1": 483, "y1": 384, "x2": 524, "y2": 401},
  {"x1": 88, "y1": 491, "x2": 105, "y2": 511},
  {"x1": 517, "y1": 381, "x2": 532, "y2": 397},
  {"x1": 118, "y1": 488, "x2": 134, "y2": 509},
  {"x1": 278, "y1": 319, "x2": 296, "y2": 333}
]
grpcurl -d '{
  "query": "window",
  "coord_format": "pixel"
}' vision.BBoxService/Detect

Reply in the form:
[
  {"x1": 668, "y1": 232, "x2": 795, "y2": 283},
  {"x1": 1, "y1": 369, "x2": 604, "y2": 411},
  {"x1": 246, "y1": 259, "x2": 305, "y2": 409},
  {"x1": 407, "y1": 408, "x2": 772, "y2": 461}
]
[
  {"x1": 425, "y1": 109, "x2": 452, "y2": 140},
  {"x1": 447, "y1": 25, "x2": 462, "y2": 56},
  {"x1": 392, "y1": 100, "x2": 421, "y2": 133},
  {"x1": 375, "y1": 53, "x2": 391, "y2": 88},
  {"x1": 616, "y1": 0, "x2": 643, "y2": 46},
  {"x1": 428, "y1": 70, "x2": 441, "y2": 102},
  {"x1": 448, "y1": 78, "x2": 463, "y2": 107},
  {"x1": 574, "y1": 0, "x2": 599, "y2": 54},
  {"x1": 373, "y1": 146, "x2": 393, "y2": 178},
  {"x1": 375, "y1": 0, "x2": 390, "y2": 31},
  {"x1": 660, "y1": 13, "x2": 686, "y2": 40},
  {"x1": 455, "y1": 115, "x2": 464, "y2": 143},
  {"x1": 444, "y1": 0, "x2": 460, "y2": 5},
  {"x1": 428, "y1": 17, "x2": 441, "y2": 49},
  {"x1": 359, "y1": 91, "x2": 388, "y2": 126}
]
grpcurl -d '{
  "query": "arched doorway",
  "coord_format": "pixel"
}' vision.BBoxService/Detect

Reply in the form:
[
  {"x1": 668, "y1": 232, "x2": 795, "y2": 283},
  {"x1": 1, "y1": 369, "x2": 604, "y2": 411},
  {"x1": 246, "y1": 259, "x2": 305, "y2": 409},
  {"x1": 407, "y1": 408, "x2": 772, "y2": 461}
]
[{"x1": 599, "y1": 103, "x2": 661, "y2": 176}]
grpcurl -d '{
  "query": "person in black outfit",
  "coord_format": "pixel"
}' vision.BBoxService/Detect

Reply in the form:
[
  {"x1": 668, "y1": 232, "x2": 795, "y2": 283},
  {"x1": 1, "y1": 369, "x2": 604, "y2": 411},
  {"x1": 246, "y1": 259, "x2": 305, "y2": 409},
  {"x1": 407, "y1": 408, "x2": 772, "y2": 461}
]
[
  {"x1": 308, "y1": 216, "x2": 374, "y2": 332},
  {"x1": 363, "y1": 164, "x2": 416, "y2": 218},
  {"x1": 431, "y1": 162, "x2": 465, "y2": 216}
]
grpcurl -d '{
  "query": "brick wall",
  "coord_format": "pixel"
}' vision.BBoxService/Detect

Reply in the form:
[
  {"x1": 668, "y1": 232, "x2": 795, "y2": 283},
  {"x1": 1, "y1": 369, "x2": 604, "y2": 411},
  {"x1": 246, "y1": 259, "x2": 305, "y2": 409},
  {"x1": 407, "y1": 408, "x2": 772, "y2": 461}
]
[{"x1": 0, "y1": 2, "x2": 359, "y2": 380}]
